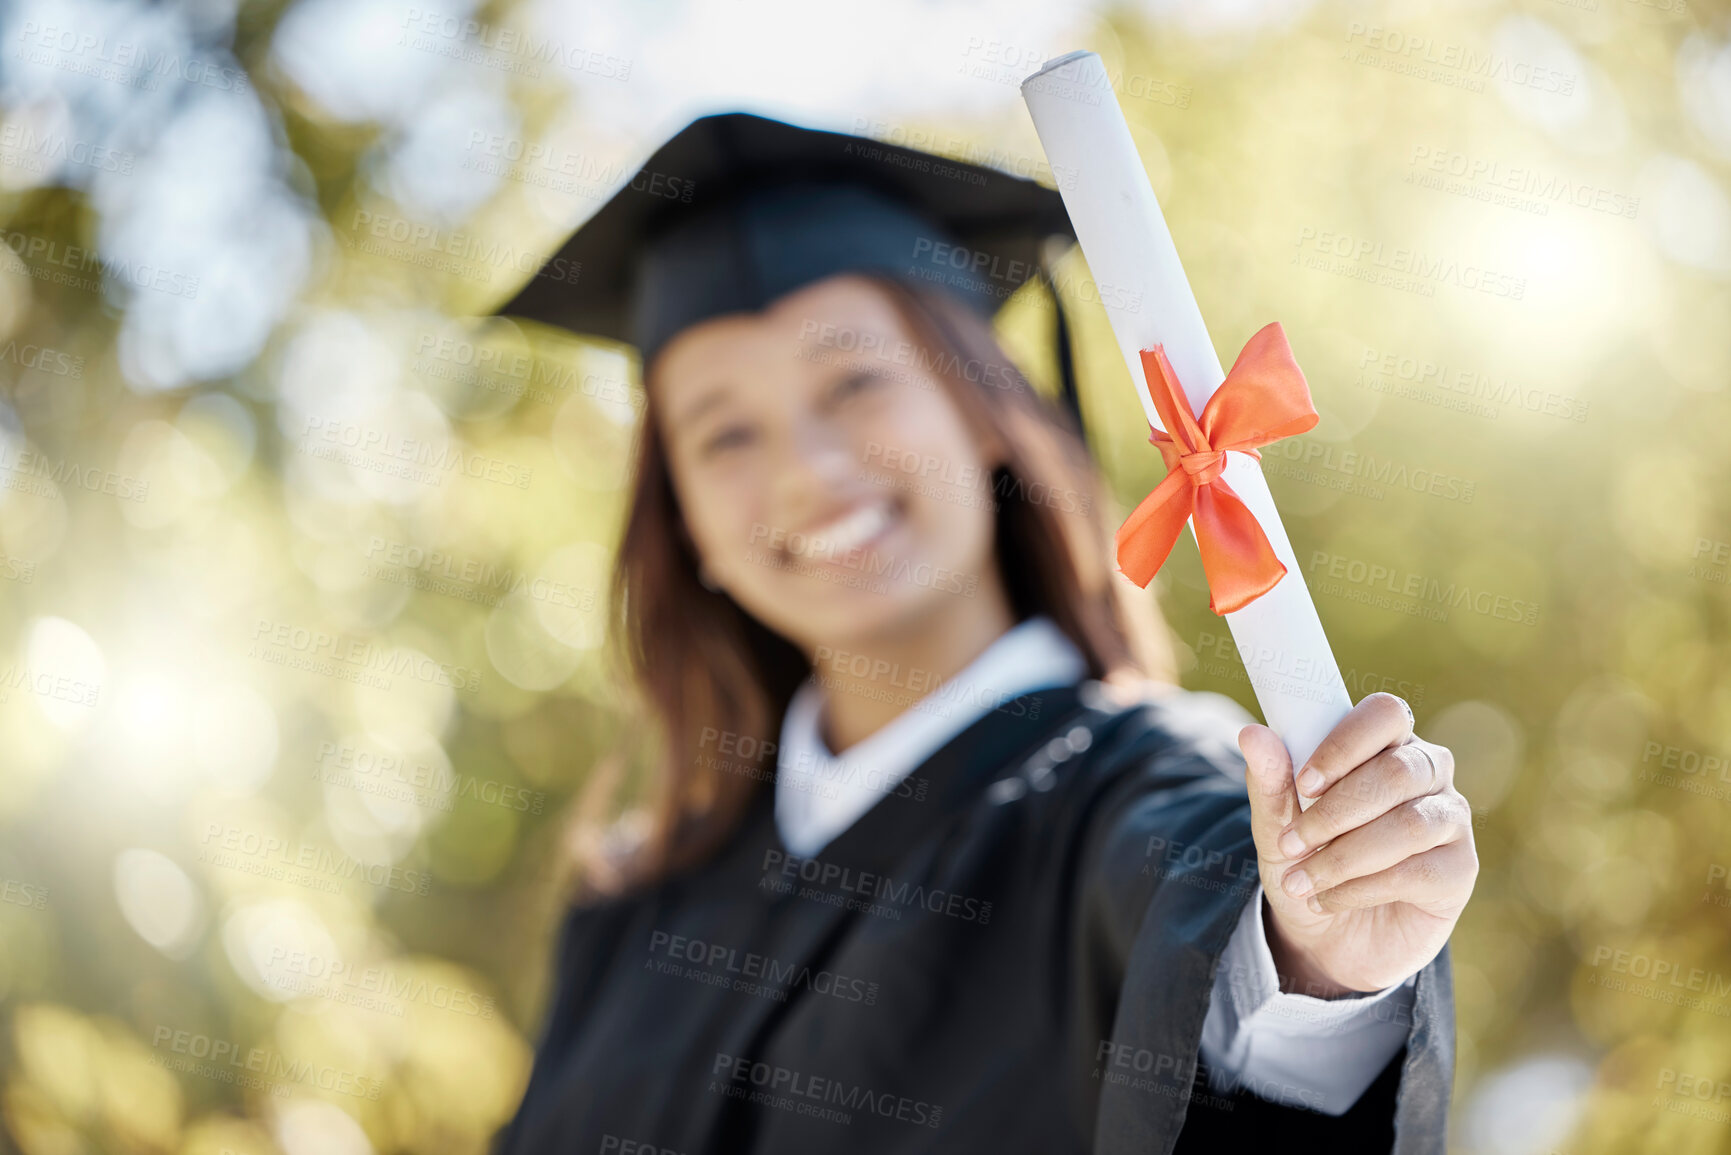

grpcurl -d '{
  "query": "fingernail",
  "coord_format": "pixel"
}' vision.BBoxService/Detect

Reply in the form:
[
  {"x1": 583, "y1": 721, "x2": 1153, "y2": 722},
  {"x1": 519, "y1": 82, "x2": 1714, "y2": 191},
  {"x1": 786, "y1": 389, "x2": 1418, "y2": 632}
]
[
  {"x1": 1278, "y1": 828, "x2": 1306, "y2": 858},
  {"x1": 1297, "y1": 768, "x2": 1325, "y2": 795},
  {"x1": 1283, "y1": 868, "x2": 1313, "y2": 898},
  {"x1": 1306, "y1": 895, "x2": 1324, "y2": 914}
]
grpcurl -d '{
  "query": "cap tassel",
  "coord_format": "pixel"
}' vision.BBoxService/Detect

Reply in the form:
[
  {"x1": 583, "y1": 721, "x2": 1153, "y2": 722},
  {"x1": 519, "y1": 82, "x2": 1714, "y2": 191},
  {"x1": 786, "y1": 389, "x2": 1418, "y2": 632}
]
[{"x1": 1037, "y1": 261, "x2": 1084, "y2": 439}]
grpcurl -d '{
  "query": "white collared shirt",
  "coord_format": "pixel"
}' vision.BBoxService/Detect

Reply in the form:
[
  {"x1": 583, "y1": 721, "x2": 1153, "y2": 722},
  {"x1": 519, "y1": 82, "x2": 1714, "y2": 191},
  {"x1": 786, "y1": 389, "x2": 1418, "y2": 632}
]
[
  {"x1": 775, "y1": 616, "x2": 1088, "y2": 856},
  {"x1": 773, "y1": 615, "x2": 1415, "y2": 1116}
]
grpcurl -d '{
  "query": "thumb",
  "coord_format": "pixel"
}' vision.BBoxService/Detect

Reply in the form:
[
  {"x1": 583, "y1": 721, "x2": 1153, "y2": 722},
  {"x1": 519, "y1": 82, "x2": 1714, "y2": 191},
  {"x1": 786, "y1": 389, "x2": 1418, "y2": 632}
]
[{"x1": 1238, "y1": 724, "x2": 1299, "y2": 865}]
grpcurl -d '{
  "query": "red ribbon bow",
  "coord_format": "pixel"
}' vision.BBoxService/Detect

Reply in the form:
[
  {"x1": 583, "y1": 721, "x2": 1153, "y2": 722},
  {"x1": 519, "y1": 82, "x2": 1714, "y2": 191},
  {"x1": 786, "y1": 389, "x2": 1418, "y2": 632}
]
[{"x1": 1115, "y1": 322, "x2": 1319, "y2": 615}]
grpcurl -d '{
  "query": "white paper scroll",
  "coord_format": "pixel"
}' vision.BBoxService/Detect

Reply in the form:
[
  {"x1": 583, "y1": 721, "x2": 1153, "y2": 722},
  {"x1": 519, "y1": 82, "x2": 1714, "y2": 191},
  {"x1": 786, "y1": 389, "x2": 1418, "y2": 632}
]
[{"x1": 1022, "y1": 50, "x2": 1352, "y2": 775}]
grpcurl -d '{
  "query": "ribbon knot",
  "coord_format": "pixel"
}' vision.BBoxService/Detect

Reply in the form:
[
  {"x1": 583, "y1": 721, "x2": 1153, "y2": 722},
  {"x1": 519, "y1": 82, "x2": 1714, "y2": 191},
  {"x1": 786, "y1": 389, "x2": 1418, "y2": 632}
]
[
  {"x1": 1168, "y1": 446, "x2": 1226, "y2": 485},
  {"x1": 1114, "y1": 322, "x2": 1319, "y2": 615}
]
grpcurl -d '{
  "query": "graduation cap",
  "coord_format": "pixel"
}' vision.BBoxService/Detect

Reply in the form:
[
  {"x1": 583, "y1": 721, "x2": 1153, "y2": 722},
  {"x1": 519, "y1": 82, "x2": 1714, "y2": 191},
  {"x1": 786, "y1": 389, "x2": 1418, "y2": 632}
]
[{"x1": 493, "y1": 111, "x2": 1085, "y2": 428}]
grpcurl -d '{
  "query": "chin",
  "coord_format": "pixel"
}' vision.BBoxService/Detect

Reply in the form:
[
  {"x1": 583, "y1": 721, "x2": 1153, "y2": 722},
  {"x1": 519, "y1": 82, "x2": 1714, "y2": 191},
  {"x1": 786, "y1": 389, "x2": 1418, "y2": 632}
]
[{"x1": 749, "y1": 556, "x2": 967, "y2": 651}]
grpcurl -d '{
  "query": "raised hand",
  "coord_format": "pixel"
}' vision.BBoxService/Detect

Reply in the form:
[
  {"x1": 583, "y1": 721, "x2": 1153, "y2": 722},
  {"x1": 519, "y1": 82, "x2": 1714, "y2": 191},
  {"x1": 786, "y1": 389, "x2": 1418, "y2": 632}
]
[{"x1": 1240, "y1": 692, "x2": 1478, "y2": 996}]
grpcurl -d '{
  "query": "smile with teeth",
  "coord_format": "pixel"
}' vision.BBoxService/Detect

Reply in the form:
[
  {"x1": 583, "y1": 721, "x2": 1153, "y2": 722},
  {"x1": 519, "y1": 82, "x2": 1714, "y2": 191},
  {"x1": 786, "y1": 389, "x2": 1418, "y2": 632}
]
[{"x1": 787, "y1": 500, "x2": 899, "y2": 561}]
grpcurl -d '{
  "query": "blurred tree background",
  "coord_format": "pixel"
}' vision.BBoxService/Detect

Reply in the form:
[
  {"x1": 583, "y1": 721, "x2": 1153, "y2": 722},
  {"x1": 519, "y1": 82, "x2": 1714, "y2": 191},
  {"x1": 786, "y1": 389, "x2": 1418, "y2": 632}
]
[{"x1": 0, "y1": 0, "x2": 1728, "y2": 1152}]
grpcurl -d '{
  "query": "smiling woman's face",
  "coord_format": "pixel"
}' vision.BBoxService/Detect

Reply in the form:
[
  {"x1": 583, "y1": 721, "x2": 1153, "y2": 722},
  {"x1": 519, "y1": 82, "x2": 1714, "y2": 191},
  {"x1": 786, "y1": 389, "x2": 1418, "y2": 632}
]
[{"x1": 651, "y1": 275, "x2": 1005, "y2": 656}]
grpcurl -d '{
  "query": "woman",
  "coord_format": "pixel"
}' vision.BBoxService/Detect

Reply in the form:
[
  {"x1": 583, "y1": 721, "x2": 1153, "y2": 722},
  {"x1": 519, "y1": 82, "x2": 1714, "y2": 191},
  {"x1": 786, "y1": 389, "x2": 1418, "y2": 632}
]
[{"x1": 493, "y1": 113, "x2": 1475, "y2": 1154}]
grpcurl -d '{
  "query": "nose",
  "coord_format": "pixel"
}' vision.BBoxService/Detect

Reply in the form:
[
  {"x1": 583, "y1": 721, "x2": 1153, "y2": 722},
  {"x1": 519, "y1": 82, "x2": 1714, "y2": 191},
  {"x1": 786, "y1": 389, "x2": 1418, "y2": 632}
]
[{"x1": 771, "y1": 416, "x2": 859, "y2": 520}]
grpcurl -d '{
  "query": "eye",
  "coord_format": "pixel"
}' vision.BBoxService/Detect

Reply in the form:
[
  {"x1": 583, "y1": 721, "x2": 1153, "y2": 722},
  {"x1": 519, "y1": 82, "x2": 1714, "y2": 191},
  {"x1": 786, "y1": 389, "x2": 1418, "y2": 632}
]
[
  {"x1": 830, "y1": 369, "x2": 886, "y2": 403},
  {"x1": 700, "y1": 423, "x2": 758, "y2": 457}
]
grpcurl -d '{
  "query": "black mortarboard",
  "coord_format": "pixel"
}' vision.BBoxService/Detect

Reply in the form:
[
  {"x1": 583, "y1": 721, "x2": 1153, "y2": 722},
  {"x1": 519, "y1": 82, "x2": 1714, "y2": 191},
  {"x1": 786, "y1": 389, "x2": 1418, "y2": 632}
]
[{"x1": 493, "y1": 112, "x2": 1084, "y2": 426}]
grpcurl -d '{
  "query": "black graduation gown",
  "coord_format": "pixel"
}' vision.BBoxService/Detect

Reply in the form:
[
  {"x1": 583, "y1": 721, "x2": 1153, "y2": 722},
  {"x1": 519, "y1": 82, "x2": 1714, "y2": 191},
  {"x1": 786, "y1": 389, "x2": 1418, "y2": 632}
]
[{"x1": 496, "y1": 682, "x2": 1455, "y2": 1154}]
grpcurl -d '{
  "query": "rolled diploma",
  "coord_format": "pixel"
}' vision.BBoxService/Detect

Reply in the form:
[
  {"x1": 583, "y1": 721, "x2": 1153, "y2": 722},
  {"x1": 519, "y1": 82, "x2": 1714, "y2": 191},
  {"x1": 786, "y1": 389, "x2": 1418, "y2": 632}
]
[{"x1": 1022, "y1": 50, "x2": 1352, "y2": 775}]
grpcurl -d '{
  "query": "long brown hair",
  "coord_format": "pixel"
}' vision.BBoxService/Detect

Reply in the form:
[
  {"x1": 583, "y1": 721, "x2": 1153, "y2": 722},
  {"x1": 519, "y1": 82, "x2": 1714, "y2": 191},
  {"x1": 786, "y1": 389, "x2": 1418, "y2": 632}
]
[{"x1": 592, "y1": 274, "x2": 1175, "y2": 892}]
